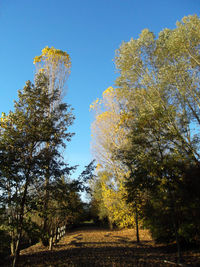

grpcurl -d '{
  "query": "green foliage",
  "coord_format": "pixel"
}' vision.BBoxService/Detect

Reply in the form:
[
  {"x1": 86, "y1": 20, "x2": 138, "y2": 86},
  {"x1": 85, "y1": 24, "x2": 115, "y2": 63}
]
[
  {"x1": 90, "y1": 15, "x2": 200, "y2": 256},
  {"x1": 114, "y1": 14, "x2": 200, "y2": 249},
  {"x1": 0, "y1": 72, "x2": 76, "y2": 263}
]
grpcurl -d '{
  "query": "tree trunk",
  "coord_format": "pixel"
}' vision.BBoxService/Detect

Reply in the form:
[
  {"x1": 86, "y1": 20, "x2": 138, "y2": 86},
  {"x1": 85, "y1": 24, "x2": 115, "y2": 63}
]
[
  {"x1": 55, "y1": 226, "x2": 60, "y2": 243},
  {"x1": 169, "y1": 203, "x2": 182, "y2": 264},
  {"x1": 12, "y1": 177, "x2": 29, "y2": 267},
  {"x1": 10, "y1": 237, "x2": 15, "y2": 256},
  {"x1": 41, "y1": 168, "x2": 50, "y2": 246},
  {"x1": 12, "y1": 232, "x2": 21, "y2": 267},
  {"x1": 135, "y1": 204, "x2": 140, "y2": 243},
  {"x1": 8, "y1": 183, "x2": 15, "y2": 256},
  {"x1": 173, "y1": 216, "x2": 182, "y2": 263},
  {"x1": 49, "y1": 233, "x2": 54, "y2": 251},
  {"x1": 168, "y1": 186, "x2": 182, "y2": 264},
  {"x1": 108, "y1": 218, "x2": 113, "y2": 230}
]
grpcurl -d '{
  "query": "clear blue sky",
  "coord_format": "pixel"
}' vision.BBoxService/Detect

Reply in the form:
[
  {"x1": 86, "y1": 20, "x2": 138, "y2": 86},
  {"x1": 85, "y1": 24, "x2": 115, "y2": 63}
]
[{"x1": 0, "y1": 0, "x2": 199, "y2": 178}]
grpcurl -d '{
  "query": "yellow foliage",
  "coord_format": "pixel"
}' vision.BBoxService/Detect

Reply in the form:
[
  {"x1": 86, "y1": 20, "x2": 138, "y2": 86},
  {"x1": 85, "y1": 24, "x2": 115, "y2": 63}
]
[
  {"x1": 102, "y1": 86, "x2": 114, "y2": 97},
  {"x1": 0, "y1": 113, "x2": 9, "y2": 128},
  {"x1": 89, "y1": 98, "x2": 101, "y2": 111},
  {"x1": 33, "y1": 46, "x2": 71, "y2": 69},
  {"x1": 33, "y1": 46, "x2": 72, "y2": 96},
  {"x1": 99, "y1": 172, "x2": 135, "y2": 229},
  {"x1": 90, "y1": 87, "x2": 117, "y2": 111},
  {"x1": 96, "y1": 111, "x2": 112, "y2": 122},
  {"x1": 96, "y1": 163, "x2": 102, "y2": 171}
]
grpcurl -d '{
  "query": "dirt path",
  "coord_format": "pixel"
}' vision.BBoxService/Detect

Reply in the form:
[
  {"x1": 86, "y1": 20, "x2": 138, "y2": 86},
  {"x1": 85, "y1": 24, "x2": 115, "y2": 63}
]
[{"x1": 4, "y1": 226, "x2": 200, "y2": 266}]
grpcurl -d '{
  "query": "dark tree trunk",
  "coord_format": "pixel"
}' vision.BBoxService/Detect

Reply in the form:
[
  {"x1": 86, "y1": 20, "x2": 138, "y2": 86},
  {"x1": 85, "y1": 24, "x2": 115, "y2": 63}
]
[
  {"x1": 108, "y1": 218, "x2": 113, "y2": 230},
  {"x1": 41, "y1": 169, "x2": 50, "y2": 246},
  {"x1": 173, "y1": 215, "x2": 182, "y2": 263},
  {"x1": 168, "y1": 186, "x2": 182, "y2": 264},
  {"x1": 12, "y1": 179, "x2": 29, "y2": 267},
  {"x1": 49, "y1": 229, "x2": 54, "y2": 251},
  {"x1": 135, "y1": 204, "x2": 140, "y2": 243}
]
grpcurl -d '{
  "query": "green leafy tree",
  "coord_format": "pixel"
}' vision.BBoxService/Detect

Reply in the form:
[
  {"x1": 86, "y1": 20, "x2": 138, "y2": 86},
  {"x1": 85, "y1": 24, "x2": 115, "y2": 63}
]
[
  {"x1": 33, "y1": 47, "x2": 72, "y2": 242},
  {"x1": 0, "y1": 73, "x2": 74, "y2": 266},
  {"x1": 112, "y1": 14, "x2": 200, "y2": 263}
]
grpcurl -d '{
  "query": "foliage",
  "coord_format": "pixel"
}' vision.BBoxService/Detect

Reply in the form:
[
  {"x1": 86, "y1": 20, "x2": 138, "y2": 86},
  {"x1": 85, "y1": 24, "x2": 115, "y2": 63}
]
[
  {"x1": 113, "y1": 14, "x2": 200, "y2": 245},
  {"x1": 90, "y1": 170, "x2": 135, "y2": 229},
  {"x1": 90, "y1": 15, "x2": 200, "y2": 262},
  {"x1": 34, "y1": 46, "x2": 71, "y2": 98},
  {"x1": 0, "y1": 72, "x2": 75, "y2": 265}
]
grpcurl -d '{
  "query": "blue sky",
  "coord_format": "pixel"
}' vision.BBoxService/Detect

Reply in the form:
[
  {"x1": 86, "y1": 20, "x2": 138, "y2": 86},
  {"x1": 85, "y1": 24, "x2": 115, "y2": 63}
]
[{"x1": 0, "y1": 0, "x2": 199, "y2": 178}]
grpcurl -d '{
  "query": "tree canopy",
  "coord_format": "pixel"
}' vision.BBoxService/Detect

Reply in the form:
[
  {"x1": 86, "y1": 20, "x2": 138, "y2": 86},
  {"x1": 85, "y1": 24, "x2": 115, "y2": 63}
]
[{"x1": 90, "y1": 14, "x2": 200, "y2": 262}]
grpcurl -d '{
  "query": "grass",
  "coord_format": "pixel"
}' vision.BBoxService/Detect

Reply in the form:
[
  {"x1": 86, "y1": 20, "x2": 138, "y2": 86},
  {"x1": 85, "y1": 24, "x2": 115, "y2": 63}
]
[{"x1": 2, "y1": 225, "x2": 200, "y2": 266}]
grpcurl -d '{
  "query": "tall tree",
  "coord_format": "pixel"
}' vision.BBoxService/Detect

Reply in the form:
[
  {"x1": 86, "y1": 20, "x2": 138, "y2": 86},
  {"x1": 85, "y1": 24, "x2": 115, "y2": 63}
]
[
  {"x1": 112, "y1": 14, "x2": 200, "y2": 262},
  {"x1": 90, "y1": 88, "x2": 135, "y2": 229},
  {"x1": 0, "y1": 73, "x2": 74, "y2": 266},
  {"x1": 89, "y1": 15, "x2": 200, "y2": 262},
  {"x1": 34, "y1": 46, "x2": 71, "y2": 99},
  {"x1": 33, "y1": 47, "x2": 72, "y2": 243}
]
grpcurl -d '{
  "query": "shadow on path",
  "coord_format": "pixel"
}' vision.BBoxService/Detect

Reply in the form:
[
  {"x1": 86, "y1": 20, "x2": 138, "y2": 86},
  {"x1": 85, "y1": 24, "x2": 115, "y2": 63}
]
[{"x1": 2, "y1": 225, "x2": 200, "y2": 266}]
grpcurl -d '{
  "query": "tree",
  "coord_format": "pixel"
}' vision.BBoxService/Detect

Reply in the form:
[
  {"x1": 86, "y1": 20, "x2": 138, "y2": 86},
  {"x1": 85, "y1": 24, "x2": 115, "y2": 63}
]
[
  {"x1": 90, "y1": 87, "x2": 125, "y2": 168},
  {"x1": 33, "y1": 47, "x2": 72, "y2": 244},
  {"x1": 41, "y1": 175, "x2": 84, "y2": 250},
  {"x1": 0, "y1": 73, "x2": 74, "y2": 266},
  {"x1": 112, "y1": 14, "x2": 200, "y2": 262},
  {"x1": 34, "y1": 46, "x2": 71, "y2": 99},
  {"x1": 89, "y1": 14, "x2": 200, "y2": 262},
  {"x1": 90, "y1": 88, "x2": 135, "y2": 229}
]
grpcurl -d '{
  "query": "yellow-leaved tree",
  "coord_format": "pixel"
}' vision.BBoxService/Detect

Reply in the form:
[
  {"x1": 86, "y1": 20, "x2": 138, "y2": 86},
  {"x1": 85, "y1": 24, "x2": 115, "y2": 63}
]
[
  {"x1": 90, "y1": 86, "x2": 135, "y2": 229},
  {"x1": 34, "y1": 46, "x2": 71, "y2": 101}
]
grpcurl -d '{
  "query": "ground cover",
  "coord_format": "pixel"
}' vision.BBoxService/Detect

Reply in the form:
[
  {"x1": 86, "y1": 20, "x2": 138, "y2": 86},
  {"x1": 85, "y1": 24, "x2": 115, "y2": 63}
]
[{"x1": 2, "y1": 225, "x2": 200, "y2": 266}]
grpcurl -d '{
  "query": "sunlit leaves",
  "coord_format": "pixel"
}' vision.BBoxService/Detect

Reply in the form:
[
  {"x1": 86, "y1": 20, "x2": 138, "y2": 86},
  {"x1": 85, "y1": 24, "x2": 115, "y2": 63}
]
[{"x1": 34, "y1": 46, "x2": 71, "y2": 97}]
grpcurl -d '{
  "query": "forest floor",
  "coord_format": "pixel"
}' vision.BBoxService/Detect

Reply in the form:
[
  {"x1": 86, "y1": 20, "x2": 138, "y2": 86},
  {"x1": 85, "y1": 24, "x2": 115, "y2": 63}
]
[{"x1": 3, "y1": 225, "x2": 200, "y2": 267}]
